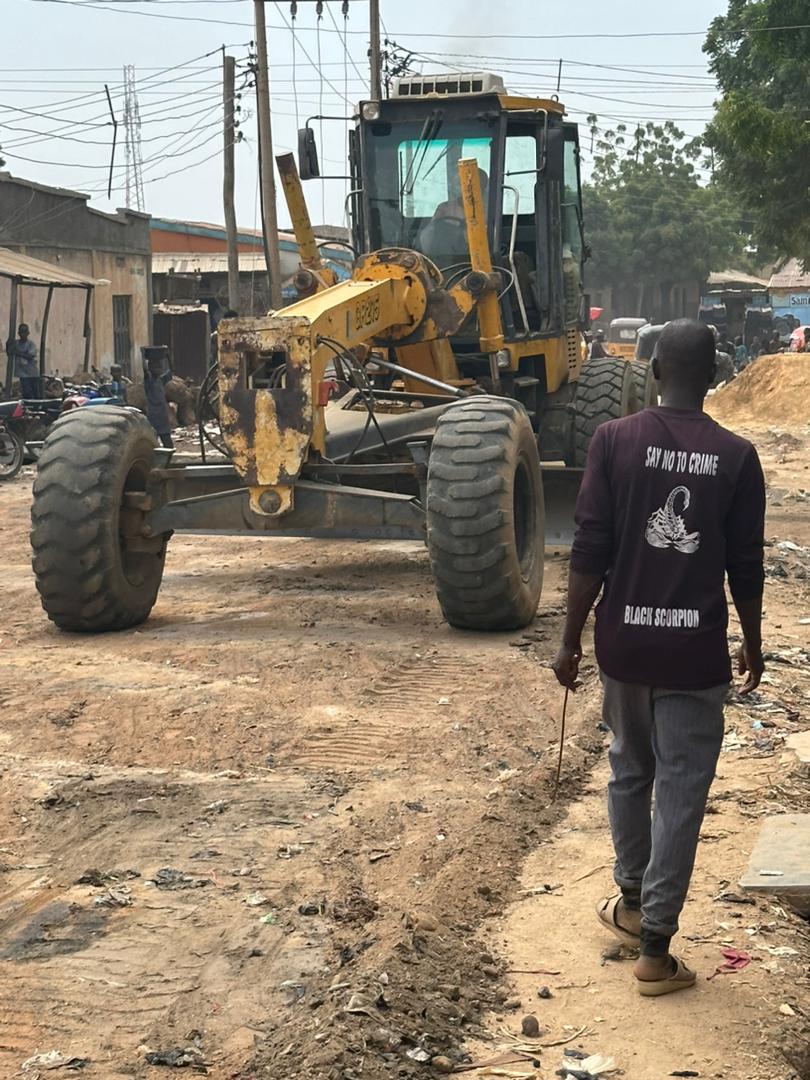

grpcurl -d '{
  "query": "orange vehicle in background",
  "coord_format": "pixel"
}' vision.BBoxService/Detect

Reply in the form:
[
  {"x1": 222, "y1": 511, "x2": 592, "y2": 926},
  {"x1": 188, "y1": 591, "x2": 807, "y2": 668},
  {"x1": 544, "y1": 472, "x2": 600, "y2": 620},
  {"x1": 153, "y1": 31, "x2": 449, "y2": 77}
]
[{"x1": 607, "y1": 317, "x2": 649, "y2": 360}]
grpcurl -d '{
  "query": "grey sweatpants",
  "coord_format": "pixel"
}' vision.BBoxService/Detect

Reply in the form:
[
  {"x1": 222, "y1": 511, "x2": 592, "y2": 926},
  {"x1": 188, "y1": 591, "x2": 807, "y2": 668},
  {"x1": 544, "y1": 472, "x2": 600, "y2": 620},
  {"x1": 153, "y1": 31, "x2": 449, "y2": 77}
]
[{"x1": 601, "y1": 674, "x2": 727, "y2": 941}]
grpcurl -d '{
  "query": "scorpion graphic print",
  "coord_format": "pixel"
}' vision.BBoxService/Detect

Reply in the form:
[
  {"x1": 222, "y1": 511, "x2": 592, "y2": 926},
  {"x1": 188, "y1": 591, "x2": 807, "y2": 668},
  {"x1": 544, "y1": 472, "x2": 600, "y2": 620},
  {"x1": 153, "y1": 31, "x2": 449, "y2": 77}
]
[{"x1": 645, "y1": 485, "x2": 701, "y2": 554}]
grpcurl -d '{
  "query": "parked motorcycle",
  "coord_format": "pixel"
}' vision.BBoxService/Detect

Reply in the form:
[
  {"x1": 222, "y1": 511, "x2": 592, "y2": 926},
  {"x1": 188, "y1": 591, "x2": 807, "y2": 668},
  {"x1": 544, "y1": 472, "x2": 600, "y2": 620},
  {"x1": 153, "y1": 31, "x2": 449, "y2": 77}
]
[{"x1": 0, "y1": 401, "x2": 26, "y2": 480}]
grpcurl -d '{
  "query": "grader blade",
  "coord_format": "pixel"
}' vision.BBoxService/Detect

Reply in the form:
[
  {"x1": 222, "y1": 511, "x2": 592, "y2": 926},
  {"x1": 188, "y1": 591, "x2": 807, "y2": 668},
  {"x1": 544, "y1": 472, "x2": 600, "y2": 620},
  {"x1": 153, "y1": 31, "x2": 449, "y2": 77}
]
[{"x1": 541, "y1": 466, "x2": 584, "y2": 548}]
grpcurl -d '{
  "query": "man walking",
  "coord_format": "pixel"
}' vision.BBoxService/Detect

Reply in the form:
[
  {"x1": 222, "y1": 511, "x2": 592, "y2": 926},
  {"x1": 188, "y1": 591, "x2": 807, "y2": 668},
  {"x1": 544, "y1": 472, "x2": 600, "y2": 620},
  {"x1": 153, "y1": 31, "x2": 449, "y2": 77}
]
[
  {"x1": 553, "y1": 319, "x2": 765, "y2": 996},
  {"x1": 12, "y1": 323, "x2": 40, "y2": 398}
]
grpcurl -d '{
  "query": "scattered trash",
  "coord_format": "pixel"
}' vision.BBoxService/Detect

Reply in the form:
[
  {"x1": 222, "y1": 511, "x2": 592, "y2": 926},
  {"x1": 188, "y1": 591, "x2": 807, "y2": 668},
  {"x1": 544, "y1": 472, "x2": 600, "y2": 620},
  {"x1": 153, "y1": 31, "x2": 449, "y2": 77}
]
[
  {"x1": 578, "y1": 1054, "x2": 618, "y2": 1076},
  {"x1": 722, "y1": 731, "x2": 747, "y2": 752},
  {"x1": 405, "y1": 1047, "x2": 431, "y2": 1063},
  {"x1": 148, "y1": 868, "x2": 211, "y2": 891},
  {"x1": 537, "y1": 986, "x2": 554, "y2": 1000},
  {"x1": 277, "y1": 844, "x2": 304, "y2": 859},
  {"x1": 780, "y1": 1003, "x2": 797, "y2": 1016},
  {"x1": 521, "y1": 1015, "x2": 541, "y2": 1038},
  {"x1": 244, "y1": 892, "x2": 270, "y2": 907},
  {"x1": 437, "y1": 697, "x2": 451, "y2": 706},
  {"x1": 94, "y1": 886, "x2": 132, "y2": 908},
  {"x1": 758, "y1": 869, "x2": 785, "y2": 877},
  {"x1": 298, "y1": 899, "x2": 326, "y2": 915},
  {"x1": 715, "y1": 892, "x2": 756, "y2": 905},
  {"x1": 764, "y1": 945, "x2": 799, "y2": 958},
  {"x1": 279, "y1": 979, "x2": 306, "y2": 1004},
  {"x1": 344, "y1": 992, "x2": 377, "y2": 1017},
  {"x1": 75, "y1": 868, "x2": 139, "y2": 886},
  {"x1": 670, "y1": 1072, "x2": 700, "y2": 1077},
  {"x1": 21, "y1": 1052, "x2": 90, "y2": 1072},
  {"x1": 144, "y1": 1045, "x2": 206, "y2": 1068},
  {"x1": 557, "y1": 1052, "x2": 618, "y2": 1079},
  {"x1": 368, "y1": 850, "x2": 392, "y2": 863},
  {"x1": 707, "y1": 947, "x2": 751, "y2": 980},
  {"x1": 259, "y1": 912, "x2": 276, "y2": 925}
]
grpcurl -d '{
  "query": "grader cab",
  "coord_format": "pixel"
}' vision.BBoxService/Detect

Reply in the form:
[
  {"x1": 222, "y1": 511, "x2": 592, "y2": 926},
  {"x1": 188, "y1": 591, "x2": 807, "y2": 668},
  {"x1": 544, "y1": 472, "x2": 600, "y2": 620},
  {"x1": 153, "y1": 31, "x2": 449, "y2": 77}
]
[{"x1": 31, "y1": 72, "x2": 641, "y2": 634}]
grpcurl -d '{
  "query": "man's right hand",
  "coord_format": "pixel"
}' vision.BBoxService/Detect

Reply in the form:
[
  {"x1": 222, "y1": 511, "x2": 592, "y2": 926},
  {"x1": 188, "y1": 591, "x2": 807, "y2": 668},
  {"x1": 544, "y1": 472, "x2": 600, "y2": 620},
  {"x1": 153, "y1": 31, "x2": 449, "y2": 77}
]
[
  {"x1": 552, "y1": 643, "x2": 582, "y2": 691},
  {"x1": 737, "y1": 641, "x2": 764, "y2": 695}
]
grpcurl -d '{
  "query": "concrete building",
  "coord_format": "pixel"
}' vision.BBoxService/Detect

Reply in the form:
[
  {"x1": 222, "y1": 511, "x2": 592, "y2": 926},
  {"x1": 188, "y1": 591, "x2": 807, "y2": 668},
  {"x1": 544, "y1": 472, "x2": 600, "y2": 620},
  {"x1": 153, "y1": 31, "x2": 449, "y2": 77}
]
[
  {"x1": 699, "y1": 268, "x2": 770, "y2": 343},
  {"x1": 150, "y1": 217, "x2": 352, "y2": 317},
  {"x1": 769, "y1": 258, "x2": 810, "y2": 335},
  {"x1": 0, "y1": 173, "x2": 151, "y2": 377}
]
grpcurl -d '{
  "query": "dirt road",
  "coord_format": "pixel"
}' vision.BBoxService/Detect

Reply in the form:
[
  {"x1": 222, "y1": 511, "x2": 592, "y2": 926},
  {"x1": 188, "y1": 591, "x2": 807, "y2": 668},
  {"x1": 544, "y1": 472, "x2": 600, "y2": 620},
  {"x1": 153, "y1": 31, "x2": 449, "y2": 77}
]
[{"x1": 0, "y1": 416, "x2": 807, "y2": 1079}]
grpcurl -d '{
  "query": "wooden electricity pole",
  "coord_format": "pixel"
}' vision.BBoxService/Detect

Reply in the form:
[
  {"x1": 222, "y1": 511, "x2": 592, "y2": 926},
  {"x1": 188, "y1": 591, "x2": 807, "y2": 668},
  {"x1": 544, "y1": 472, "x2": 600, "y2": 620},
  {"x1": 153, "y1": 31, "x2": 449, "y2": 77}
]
[
  {"x1": 222, "y1": 53, "x2": 240, "y2": 311},
  {"x1": 253, "y1": 0, "x2": 283, "y2": 310},
  {"x1": 369, "y1": 0, "x2": 382, "y2": 100}
]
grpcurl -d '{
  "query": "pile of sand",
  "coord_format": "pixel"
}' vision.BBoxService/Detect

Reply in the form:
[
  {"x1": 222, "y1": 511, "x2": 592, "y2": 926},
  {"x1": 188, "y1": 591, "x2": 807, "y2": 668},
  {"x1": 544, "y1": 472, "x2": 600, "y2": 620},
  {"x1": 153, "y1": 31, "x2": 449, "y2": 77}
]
[{"x1": 707, "y1": 354, "x2": 810, "y2": 428}]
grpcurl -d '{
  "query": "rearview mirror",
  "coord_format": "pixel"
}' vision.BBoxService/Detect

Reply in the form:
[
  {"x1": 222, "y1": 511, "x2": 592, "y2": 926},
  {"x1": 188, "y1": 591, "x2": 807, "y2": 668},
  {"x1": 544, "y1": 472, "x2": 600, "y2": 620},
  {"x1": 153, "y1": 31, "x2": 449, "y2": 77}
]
[
  {"x1": 544, "y1": 127, "x2": 564, "y2": 182},
  {"x1": 298, "y1": 127, "x2": 320, "y2": 180}
]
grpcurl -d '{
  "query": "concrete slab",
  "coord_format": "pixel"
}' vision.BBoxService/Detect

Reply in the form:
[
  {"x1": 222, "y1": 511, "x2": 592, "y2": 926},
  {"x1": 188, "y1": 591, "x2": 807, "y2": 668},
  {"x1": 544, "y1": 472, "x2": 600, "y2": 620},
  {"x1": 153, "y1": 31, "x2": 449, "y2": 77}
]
[
  {"x1": 786, "y1": 731, "x2": 810, "y2": 776},
  {"x1": 740, "y1": 814, "x2": 810, "y2": 911}
]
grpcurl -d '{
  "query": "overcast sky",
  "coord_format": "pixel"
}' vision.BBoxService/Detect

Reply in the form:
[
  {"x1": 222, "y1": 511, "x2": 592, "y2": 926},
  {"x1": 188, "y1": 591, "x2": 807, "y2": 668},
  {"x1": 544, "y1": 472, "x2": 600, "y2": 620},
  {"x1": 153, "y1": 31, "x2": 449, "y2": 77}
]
[{"x1": 3, "y1": 0, "x2": 727, "y2": 231}]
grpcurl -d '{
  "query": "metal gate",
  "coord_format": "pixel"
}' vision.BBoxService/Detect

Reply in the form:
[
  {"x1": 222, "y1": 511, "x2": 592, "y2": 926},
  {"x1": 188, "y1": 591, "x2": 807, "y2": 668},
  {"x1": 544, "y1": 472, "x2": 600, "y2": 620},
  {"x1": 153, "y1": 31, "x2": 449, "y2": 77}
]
[{"x1": 112, "y1": 294, "x2": 132, "y2": 374}]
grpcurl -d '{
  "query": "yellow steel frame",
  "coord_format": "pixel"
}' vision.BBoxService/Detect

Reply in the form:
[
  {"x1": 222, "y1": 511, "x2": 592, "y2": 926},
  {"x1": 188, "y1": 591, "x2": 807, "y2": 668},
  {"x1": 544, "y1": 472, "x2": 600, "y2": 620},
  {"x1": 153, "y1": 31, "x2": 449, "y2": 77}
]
[{"x1": 221, "y1": 130, "x2": 583, "y2": 514}]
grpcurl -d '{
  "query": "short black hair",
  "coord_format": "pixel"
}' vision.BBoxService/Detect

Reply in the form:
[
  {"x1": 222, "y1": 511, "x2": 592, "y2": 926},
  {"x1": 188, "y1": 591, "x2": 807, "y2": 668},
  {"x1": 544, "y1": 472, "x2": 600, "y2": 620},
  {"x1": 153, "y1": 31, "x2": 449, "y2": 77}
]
[{"x1": 656, "y1": 319, "x2": 716, "y2": 384}]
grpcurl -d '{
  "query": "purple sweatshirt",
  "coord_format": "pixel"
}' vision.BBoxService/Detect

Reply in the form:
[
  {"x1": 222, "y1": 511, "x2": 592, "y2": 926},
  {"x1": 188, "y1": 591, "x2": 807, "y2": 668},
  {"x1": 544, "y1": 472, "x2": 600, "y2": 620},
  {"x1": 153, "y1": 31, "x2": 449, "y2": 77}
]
[{"x1": 570, "y1": 407, "x2": 765, "y2": 690}]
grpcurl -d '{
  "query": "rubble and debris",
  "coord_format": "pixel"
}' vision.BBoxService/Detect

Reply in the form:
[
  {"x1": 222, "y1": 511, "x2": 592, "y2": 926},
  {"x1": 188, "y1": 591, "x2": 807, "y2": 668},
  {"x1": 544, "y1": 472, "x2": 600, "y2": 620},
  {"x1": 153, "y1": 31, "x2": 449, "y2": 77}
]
[
  {"x1": 75, "y1": 868, "x2": 140, "y2": 886},
  {"x1": 21, "y1": 1052, "x2": 90, "y2": 1072},
  {"x1": 143, "y1": 1045, "x2": 207, "y2": 1069},
  {"x1": 148, "y1": 868, "x2": 212, "y2": 891}
]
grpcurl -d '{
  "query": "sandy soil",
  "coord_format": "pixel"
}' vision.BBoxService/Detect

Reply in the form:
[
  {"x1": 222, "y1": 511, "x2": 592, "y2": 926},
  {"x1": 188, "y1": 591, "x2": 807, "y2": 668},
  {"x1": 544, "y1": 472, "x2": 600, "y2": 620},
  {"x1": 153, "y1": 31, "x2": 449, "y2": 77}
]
[{"x1": 0, "y1": 414, "x2": 807, "y2": 1080}]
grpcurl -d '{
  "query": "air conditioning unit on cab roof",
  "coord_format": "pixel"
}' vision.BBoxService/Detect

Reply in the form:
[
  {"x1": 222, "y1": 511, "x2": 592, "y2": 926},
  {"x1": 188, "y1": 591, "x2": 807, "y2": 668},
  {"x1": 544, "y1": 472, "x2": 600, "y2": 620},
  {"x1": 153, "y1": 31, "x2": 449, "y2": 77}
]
[{"x1": 392, "y1": 72, "x2": 506, "y2": 98}]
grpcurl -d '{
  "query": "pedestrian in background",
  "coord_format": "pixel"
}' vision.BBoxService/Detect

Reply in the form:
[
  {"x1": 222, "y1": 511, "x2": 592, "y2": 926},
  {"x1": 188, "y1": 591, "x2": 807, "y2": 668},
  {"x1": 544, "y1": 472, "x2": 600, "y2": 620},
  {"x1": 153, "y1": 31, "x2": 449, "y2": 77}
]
[
  {"x1": 734, "y1": 336, "x2": 749, "y2": 372},
  {"x1": 553, "y1": 319, "x2": 765, "y2": 997},
  {"x1": 144, "y1": 355, "x2": 174, "y2": 449},
  {"x1": 12, "y1": 323, "x2": 40, "y2": 398}
]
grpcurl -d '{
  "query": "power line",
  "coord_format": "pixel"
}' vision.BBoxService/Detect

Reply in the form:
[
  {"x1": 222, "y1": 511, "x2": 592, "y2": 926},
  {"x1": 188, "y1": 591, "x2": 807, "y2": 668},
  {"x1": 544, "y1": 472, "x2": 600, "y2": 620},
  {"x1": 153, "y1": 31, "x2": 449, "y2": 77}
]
[
  {"x1": 27, "y1": 0, "x2": 369, "y2": 31},
  {"x1": 391, "y1": 23, "x2": 810, "y2": 40}
]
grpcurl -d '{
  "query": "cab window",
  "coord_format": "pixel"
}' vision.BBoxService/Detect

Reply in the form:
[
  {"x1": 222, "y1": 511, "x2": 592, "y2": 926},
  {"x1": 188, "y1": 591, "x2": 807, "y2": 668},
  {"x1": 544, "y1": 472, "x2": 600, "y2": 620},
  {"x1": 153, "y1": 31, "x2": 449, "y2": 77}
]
[{"x1": 562, "y1": 136, "x2": 583, "y2": 261}]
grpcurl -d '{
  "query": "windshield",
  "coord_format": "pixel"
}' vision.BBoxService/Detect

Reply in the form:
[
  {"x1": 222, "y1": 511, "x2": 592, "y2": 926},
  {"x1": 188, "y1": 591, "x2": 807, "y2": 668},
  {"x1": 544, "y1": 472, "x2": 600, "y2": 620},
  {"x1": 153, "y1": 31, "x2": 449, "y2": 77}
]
[
  {"x1": 609, "y1": 324, "x2": 643, "y2": 342},
  {"x1": 364, "y1": 116, "x2": 496, "y2": 269}
]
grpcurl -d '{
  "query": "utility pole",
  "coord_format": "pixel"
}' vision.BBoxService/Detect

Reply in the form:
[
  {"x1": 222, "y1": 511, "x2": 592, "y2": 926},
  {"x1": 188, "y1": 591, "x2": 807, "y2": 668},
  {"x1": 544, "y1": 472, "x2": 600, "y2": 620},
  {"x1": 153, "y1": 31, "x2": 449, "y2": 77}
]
[
  {"x1": 222, "y1": 53, "x2": 240, "y2": 311},
  {"x1": 369, "y1": 0, "x2": 382, "y2": 100},
  {"x1": 123, "y1": 64, "x2": 145, "y2": 211},
  {"x1": 253, "y1": 1, "x2": 283, "y2": 310}
]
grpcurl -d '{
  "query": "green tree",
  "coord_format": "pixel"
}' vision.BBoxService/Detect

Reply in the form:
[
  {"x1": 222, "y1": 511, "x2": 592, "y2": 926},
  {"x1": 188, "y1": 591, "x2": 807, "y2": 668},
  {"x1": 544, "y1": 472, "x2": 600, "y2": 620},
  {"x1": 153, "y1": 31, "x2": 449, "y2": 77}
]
[
  {"x1": 583, "y1": 117, "x2": 749, "y2": 312},
  {"x1": 704, "y1": 0, "x2": 810, "y2": 263}
]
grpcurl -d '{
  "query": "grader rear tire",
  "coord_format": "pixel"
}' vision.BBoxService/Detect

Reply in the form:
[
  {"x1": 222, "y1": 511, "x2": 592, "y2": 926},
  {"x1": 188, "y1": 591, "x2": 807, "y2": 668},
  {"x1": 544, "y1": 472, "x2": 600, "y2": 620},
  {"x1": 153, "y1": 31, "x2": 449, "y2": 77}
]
[
  {"x1": 426, "y1": 397, "x2": 544, "y2": 631},
  {"x1": 31, "y1": 406, "x2": 168, "y2": 632},
  {"x1": 630, "y1": 359, "x2": 658, "y2": 409},
  {"x1": 573, "y1": 356, "x2": 635, "y2": 466}
]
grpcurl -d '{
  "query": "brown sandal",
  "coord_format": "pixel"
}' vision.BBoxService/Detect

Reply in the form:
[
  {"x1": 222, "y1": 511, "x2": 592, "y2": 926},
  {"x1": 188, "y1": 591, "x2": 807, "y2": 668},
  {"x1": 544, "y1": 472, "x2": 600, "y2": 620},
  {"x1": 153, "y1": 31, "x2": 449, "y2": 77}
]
[
  {"x1": 636, "y1": 956, "x2": 696, "y2": 997},
  {"x1": 595, "y1": 895, "x2": 641, "y2": 947}
]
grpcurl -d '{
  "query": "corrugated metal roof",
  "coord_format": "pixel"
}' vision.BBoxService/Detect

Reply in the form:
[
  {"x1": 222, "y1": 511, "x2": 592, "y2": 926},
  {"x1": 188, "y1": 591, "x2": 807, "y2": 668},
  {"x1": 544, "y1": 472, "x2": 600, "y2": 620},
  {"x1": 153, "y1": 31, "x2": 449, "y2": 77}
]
[
  {"x1": 152, "y1": 248, "x2": 352, "y2": 277},
  {"x1": 152, "y1": 252, "x2": 271, "y2": 275},
  {"x1": 706, "y1": 268, "x2": 769, "y2": 289},
  {"x1": 0, "y1": 246, "x2": 96, "y2": 286},
  {"x1": 769, "y1": 258, "x2": 810, "y2": 290}
]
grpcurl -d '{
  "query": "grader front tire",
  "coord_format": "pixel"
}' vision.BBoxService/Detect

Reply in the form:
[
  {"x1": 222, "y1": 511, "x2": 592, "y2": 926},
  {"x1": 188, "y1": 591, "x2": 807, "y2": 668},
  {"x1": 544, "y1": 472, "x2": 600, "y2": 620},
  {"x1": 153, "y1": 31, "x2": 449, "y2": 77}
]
[
  {"x1": 31, "y1": 406, "x2": 168, "y2": 633},
  {"x1": 426, "y1": 398, "x2": 544, "y2": 631}
]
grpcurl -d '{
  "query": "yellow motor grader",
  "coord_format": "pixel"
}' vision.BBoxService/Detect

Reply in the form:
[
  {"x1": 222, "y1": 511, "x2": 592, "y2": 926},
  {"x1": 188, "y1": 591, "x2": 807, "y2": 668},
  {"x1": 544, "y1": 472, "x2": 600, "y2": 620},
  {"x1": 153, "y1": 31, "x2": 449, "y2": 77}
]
[{"x1": 31, "y1": 71, "x2": 646, "y2": 633}]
